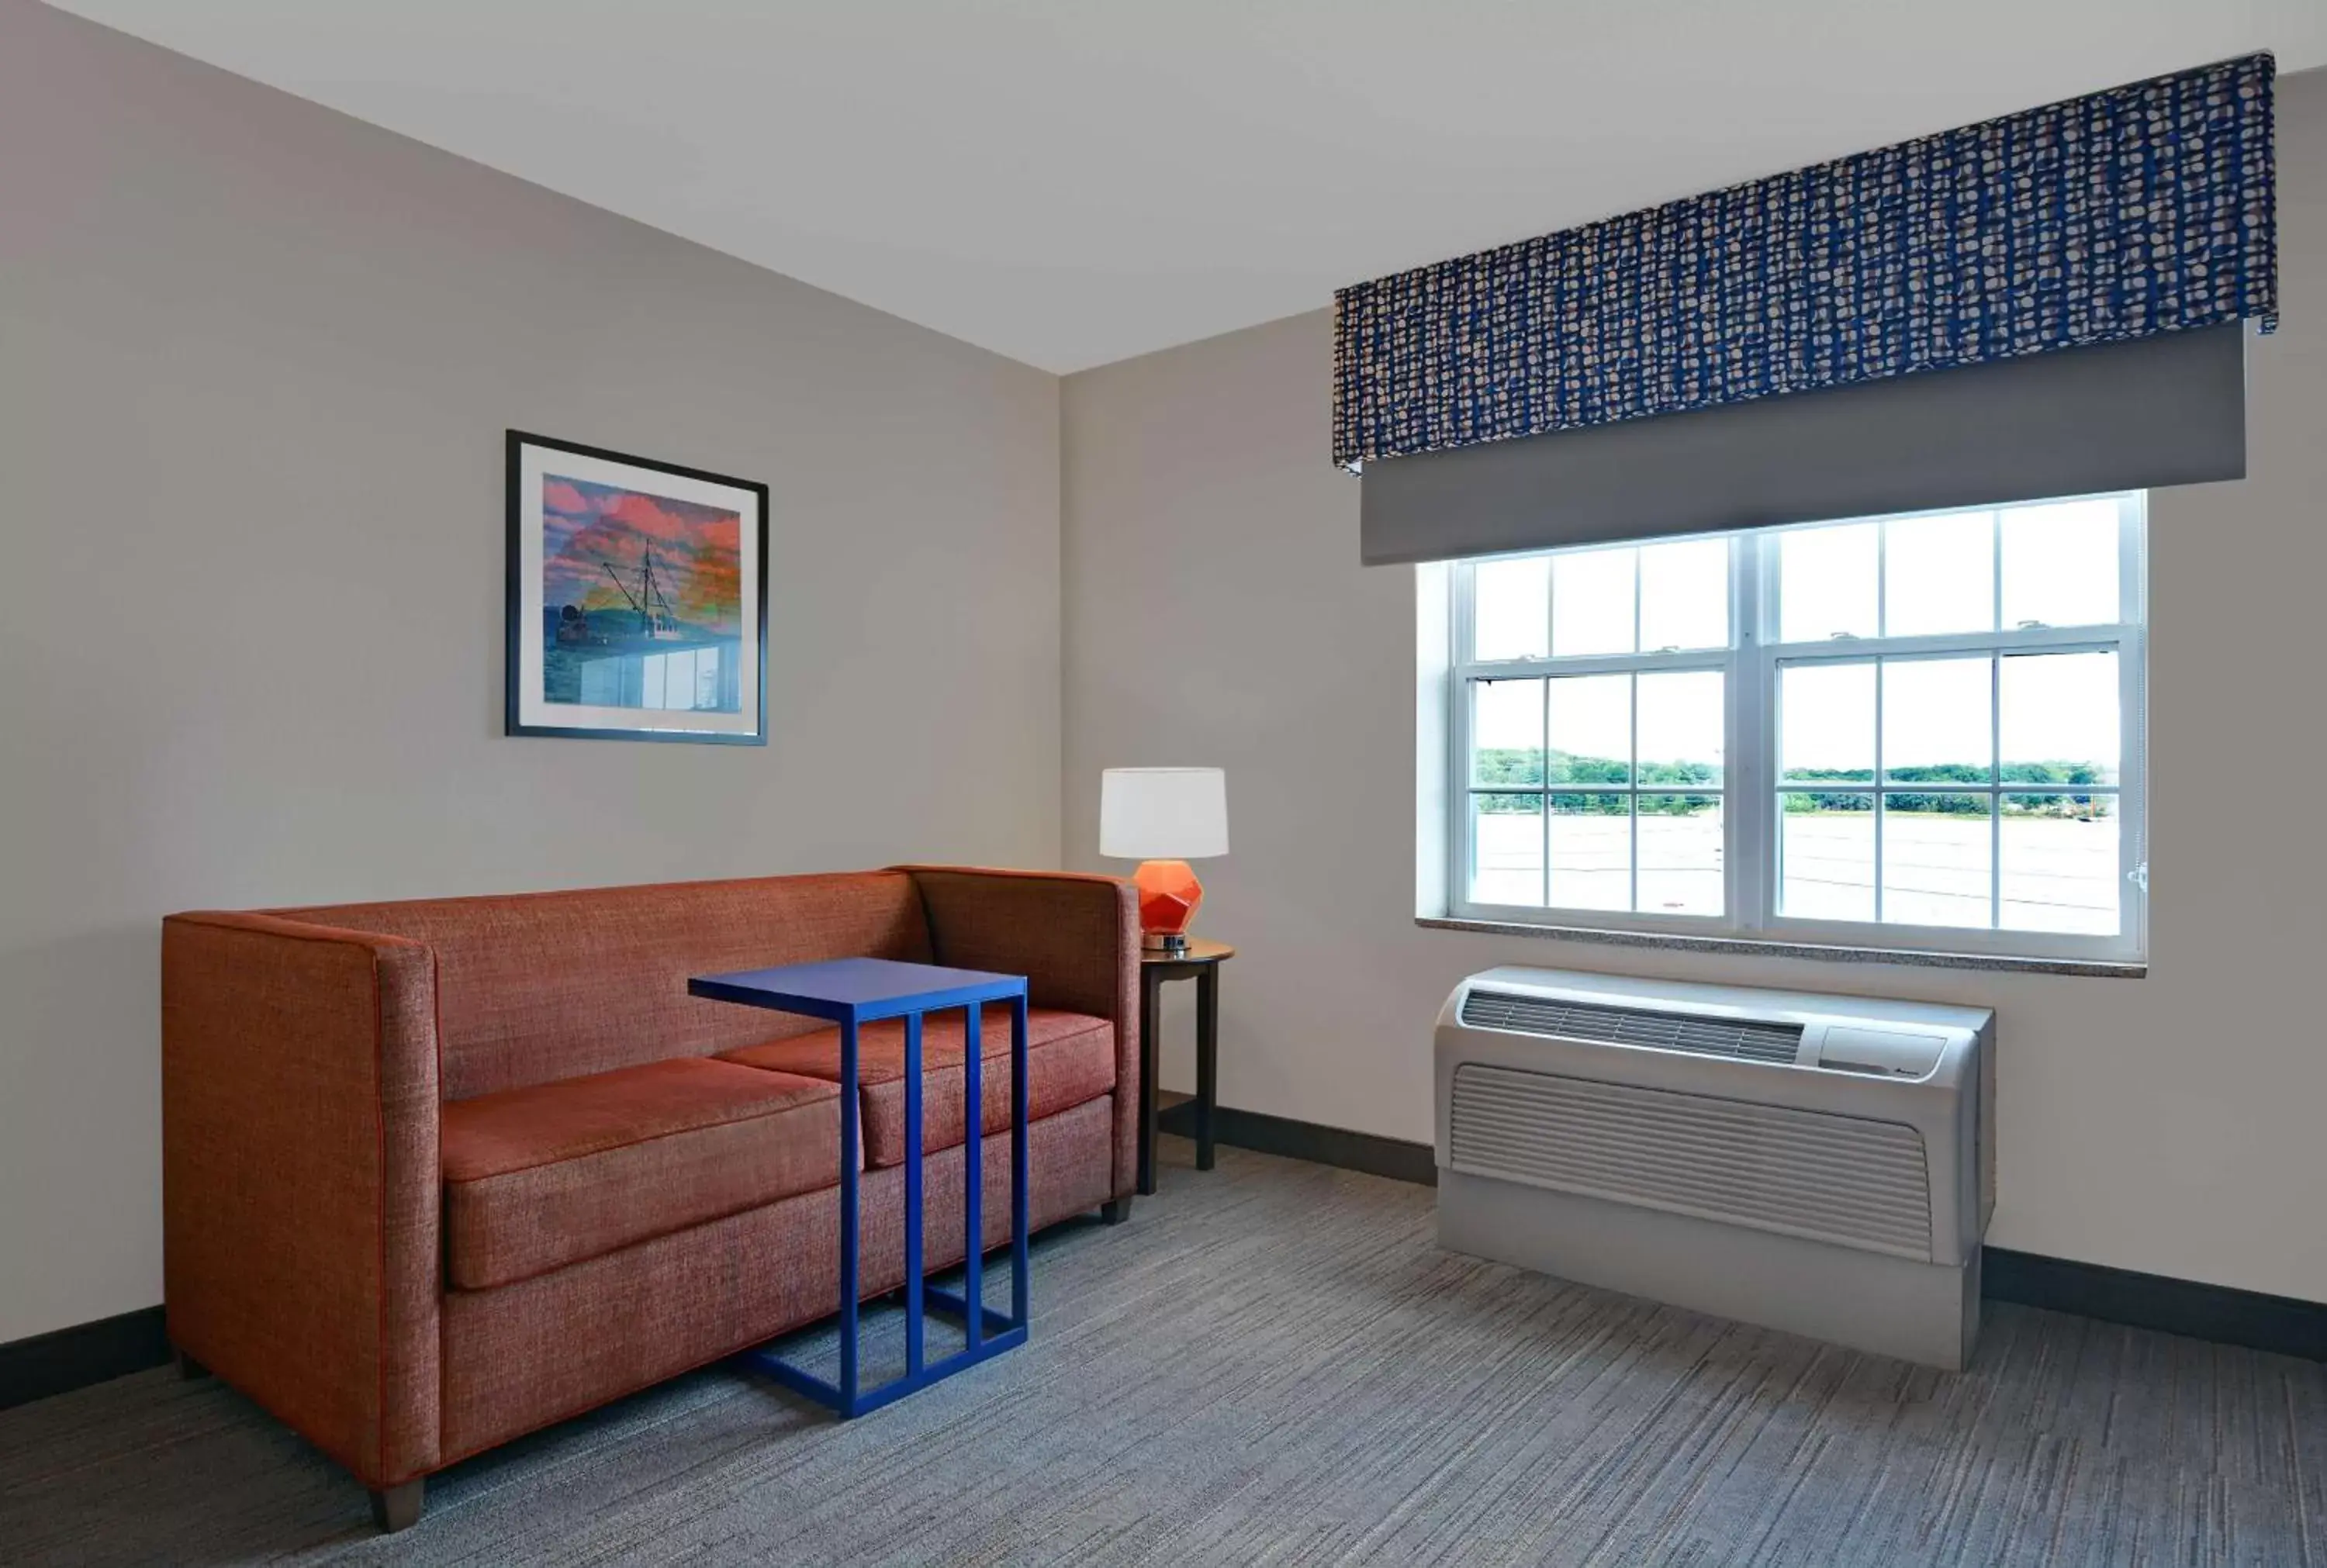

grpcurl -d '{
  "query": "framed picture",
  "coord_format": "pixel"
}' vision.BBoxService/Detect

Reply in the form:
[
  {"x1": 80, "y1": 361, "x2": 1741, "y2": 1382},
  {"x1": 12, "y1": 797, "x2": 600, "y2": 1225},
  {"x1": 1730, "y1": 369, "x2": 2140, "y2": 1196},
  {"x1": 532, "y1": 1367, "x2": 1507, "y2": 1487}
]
[{"x1": 505, "y1": 431, "x2": 769, "y2": 744}]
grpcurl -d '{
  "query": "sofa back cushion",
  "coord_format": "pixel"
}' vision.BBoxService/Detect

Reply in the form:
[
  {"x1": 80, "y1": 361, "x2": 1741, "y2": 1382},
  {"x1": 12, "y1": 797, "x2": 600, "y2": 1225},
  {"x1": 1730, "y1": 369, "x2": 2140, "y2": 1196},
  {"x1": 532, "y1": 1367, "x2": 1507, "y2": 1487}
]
[{"x1": 286, "y1": 872, "x2": 933, "y2": 1099}]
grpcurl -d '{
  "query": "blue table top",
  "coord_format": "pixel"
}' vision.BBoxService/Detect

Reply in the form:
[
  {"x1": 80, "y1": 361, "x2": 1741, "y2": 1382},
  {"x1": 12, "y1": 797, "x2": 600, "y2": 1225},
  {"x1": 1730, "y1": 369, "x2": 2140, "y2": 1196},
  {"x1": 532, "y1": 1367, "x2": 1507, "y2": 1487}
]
[{"x1": 688, "y1": 956, "x2": 1026, "y2": 1024}]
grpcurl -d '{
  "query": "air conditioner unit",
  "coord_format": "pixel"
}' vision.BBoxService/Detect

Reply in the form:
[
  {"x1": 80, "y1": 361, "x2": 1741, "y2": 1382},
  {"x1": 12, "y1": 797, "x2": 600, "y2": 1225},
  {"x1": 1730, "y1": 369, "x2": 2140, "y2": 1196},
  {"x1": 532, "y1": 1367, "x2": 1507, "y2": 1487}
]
[{"x1": 1436, "y1": 966, "x2": 1994, "y2": 1369}]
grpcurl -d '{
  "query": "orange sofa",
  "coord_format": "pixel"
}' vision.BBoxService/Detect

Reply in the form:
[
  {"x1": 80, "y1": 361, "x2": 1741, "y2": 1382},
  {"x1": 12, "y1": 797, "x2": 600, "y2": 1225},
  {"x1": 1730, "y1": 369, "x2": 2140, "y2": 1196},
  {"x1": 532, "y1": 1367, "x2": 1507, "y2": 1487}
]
[{"x1": 160, "y1": 866, "x2": 1138, "y2": 1532}]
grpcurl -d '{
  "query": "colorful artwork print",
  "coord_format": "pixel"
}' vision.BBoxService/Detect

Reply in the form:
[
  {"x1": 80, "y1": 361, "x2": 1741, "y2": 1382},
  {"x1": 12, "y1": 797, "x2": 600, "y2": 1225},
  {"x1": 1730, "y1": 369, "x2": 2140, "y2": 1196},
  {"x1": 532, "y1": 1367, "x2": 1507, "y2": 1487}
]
[
  {"x1": 540, "y1": 475, "x2": 743, "y2": 713},
  {"x1": 506, "y1": 432, "x2": 767, "y2": 745}
]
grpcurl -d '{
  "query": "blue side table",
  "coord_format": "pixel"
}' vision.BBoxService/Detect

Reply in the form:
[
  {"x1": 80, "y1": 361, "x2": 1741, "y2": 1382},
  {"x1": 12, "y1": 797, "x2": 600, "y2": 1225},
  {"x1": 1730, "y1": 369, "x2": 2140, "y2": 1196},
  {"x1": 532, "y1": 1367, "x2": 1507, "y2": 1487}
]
[{"x1": 688, "y1": 957, "x2": 1031, "y2": 1418}]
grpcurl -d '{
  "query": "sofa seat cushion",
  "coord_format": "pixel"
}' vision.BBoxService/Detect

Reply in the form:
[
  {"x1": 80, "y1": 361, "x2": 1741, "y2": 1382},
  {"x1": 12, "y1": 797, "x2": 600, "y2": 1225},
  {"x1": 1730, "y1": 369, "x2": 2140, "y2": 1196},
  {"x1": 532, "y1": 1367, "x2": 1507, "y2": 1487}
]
[
  {"x1": 717, "y1": 1009, "x2": 1115, "y2": 1169},
  {"x1": 441, "y1": 1057, "x2": 842, "y2": 1290}
]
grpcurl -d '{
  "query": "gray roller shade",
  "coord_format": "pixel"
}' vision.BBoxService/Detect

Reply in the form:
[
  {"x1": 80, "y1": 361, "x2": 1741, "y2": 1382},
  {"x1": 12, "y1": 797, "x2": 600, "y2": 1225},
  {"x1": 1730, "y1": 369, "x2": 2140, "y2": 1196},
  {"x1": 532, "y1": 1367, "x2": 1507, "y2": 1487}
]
[{"x1": 1359, "y1": 325, "x2": 2246, "y2": 565}]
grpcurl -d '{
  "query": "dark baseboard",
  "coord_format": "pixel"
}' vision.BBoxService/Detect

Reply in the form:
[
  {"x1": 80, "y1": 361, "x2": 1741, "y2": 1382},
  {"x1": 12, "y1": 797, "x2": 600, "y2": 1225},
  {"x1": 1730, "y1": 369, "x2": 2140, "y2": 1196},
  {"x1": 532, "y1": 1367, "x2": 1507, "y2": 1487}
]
[
  {"x1": 0, "y1": 1305, "x2": 169, "y2": 1411},
  {"x1": 1157, "y1": 1100, "x2": 1438, "y2": 1186},
  {"x1": 1983, "y1": 1247, "x2": 2327, "y2": 1362},
  {"x1": 1159, "y1": 1102, "x2": 2326, "y2": 1363}
]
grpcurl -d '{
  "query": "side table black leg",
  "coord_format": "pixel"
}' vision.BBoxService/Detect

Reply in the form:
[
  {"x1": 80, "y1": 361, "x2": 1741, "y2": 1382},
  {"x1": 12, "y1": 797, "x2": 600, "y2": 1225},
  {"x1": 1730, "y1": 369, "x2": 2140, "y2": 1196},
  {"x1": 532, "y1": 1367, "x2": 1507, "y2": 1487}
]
[
  {"x1": 1138, "y1": 966, "x2": 1161, "y2": 1195},
  {"x1": 1195, "y1": 965, "x2": 1219, "y2": 1172}
]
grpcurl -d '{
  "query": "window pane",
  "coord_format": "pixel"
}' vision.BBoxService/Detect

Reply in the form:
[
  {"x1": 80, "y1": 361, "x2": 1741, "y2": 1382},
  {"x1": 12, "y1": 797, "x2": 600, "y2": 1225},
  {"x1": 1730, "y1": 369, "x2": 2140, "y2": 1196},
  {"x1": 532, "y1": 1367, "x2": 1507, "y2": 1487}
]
[
  {"x1": 1637, "y1": 670, "x2": 1724, "y2": 786},
  {"x1": 1452, "y1": 499, "x2": 2136, "y2": 953},
  {"x1": 1471, "y1": 679, "x2": 1543, "y2": 787},
  {"x1": 1550, "y1": 793, "x2": 1631, "y2": 911},
  {"x1": 2001, "y1": 651, "x2": 2119, "y2": 787},
  {"x1": 1885, "y1": 510, "x2": 1994, "y2": 636},
  {"x1": 1883, "y1": 657, "x2": 1992, "y2": 786},
  {"x1": 1639, "y1": 794, "x2": 1723, "y2": 916},
  {"x1": 2001, "y1": 499, "x2": 2119, "y2": 628},
  {"x1": 1780, "y1": 661, "x2": 1874, "y2": 783},
  {"x1": 1779, "y1": 792, "x2": 1874, "y2": 920},
  {"x1": 1471, "y1": 556, "x2": 1549, "y2": 661},
  {"x1": 1547, "y1": 673, "x2": 1631, "y2": 786},
  {"x1": 1551, "y1": 547, "x2": 1636, "y2": 656},
  {"x1": 1883, "y1": 793, "x2": 1993, "y2": 928},
  {"x1": 1638, "y1": 537, "x2": 1728, "y2": 651},
  {"x1": 1779, "y1": 523, "x2": 1878, "y2": 643},
  {"x1": 1470, "y1": 794, "x2": 1543, "y2": 906},
  {"x1": 2000, "y1": 793, "x2": 2118, "y2": 934}
]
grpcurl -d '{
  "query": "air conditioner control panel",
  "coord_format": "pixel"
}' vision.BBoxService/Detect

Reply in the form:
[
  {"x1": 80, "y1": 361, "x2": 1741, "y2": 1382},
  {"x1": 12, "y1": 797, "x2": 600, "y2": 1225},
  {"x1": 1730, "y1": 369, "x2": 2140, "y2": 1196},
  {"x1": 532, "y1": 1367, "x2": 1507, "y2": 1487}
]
[{"x1": 1810, "y1": 1024, "x2": 1947, "y2": 1078}]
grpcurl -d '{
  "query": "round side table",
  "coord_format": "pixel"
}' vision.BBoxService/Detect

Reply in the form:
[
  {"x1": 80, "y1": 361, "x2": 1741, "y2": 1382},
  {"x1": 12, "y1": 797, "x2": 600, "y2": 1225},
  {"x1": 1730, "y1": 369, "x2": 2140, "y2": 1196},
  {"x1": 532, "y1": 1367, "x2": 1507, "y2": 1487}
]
[{"x1": 1137, "y1": 939, "x2": 1233, "y2": 1194}]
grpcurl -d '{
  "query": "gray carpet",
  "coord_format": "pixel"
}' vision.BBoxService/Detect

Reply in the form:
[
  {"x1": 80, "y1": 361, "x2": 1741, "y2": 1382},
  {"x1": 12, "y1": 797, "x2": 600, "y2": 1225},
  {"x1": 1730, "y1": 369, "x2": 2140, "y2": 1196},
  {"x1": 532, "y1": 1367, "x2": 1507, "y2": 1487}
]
[{"x1": 4, "y1": 1138, "x2": 2323, "y2": 1566}]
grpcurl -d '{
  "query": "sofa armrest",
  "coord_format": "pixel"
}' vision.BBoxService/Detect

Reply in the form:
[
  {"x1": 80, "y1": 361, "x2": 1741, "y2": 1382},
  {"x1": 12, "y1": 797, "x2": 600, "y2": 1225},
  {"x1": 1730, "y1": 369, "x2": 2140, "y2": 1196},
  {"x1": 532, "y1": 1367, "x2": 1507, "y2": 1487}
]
[
  {"x1": 161, "y1": 911, "x2": 442, "y2": 1487},
  {"x1": 897, "y1": 867, "x2": 1139, "y2": 1196}
]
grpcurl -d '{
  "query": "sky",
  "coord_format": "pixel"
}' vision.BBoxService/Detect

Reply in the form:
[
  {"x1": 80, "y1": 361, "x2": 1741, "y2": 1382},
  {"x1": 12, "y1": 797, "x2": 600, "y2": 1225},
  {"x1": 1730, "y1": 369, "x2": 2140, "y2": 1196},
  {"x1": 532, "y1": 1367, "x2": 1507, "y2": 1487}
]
[
  {"x1": 1471, "y1": 500, "x2": 2125, "y2": 779},
  {"x1": 541, "y1": 475, "x2": 744, "y2": 632}
]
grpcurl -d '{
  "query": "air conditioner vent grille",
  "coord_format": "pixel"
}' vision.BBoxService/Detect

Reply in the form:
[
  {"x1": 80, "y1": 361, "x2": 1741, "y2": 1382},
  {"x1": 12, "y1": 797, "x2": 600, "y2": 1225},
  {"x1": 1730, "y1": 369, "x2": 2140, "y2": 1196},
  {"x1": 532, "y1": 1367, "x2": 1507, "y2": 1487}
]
[
  {"x1": 1459, "y1": 989, "x2": 1803, "y2": 1064},
  {"x1": 1447, "y1": 1063, "x2": 1933, "y2": 1259}
]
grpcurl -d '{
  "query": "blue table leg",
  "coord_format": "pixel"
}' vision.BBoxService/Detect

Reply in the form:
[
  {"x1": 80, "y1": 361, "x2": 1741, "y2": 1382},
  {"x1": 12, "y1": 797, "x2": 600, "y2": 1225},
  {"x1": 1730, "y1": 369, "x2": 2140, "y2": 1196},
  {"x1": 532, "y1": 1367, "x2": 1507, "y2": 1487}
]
[
  {"x1": 1011, "y1": 990, "x2": 1029, "y2": 1326},
  {"x1": 839, "y1": 1016, "x2": 860, "y2": 1412},
  {"x1": 963, "y1": 1000, "x2": 984, "y2": 1350},
  {"x1": 903, "y1": 1010, "x2": 924, "y2": 1378},
  {"x1": 739, "y1": 980, "x2": 1029, "y2": 1419}
]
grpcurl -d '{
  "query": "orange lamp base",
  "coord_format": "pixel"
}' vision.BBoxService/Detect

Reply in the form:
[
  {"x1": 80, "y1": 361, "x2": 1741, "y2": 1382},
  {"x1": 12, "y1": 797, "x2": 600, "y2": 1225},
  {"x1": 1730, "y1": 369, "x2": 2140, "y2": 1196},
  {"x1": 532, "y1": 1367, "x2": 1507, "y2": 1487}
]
[{"x1": 1132, "y1": 859, "x2": 1204, "y2": 952}]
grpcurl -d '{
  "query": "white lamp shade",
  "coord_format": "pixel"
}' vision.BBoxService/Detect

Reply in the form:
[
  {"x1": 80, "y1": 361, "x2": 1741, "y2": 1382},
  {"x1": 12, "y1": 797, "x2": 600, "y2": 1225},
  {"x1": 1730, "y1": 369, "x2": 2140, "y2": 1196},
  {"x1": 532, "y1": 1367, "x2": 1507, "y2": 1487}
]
[{"x1": 1100, "y1": 768, "x2": 1229, "y2": 860}]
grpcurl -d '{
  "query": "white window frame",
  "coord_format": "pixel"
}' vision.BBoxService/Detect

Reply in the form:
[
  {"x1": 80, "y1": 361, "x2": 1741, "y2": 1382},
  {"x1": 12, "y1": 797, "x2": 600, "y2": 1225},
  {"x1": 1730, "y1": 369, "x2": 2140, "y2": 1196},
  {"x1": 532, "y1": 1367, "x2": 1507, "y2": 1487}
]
[{"x1": 1443, "y1": 494, "x2": 2147, "y2": 964}]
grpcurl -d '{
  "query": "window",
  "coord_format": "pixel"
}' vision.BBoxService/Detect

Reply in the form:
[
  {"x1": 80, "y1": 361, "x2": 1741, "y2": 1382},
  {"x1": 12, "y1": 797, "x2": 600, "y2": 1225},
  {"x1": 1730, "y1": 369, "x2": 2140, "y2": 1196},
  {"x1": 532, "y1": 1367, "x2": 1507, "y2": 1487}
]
[{"x1": 1445, "y1": 496, "x2": 2145, "y2": 962}]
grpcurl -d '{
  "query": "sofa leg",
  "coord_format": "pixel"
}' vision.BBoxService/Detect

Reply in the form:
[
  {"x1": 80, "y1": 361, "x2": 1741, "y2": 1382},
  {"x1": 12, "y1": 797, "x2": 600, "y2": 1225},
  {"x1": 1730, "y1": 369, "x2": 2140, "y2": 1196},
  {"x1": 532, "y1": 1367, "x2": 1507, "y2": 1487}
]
[
  {"x1": 370, "y1": 1480, "x2": 424, "y2": 1533},
  {"x1": 1100, "y1": 1197, "x2": 1132, "y2": 1226},
  {"x1": 173, "y1": 1348, "x2": 209, "y2": 1381}
]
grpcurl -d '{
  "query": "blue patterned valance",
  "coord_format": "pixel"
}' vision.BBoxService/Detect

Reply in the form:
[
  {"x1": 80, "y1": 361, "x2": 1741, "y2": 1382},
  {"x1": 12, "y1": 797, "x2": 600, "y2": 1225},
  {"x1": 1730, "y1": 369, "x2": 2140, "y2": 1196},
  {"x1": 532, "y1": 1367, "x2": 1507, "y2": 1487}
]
[{"x1": 1333, "y1": 54, "x2": 2276, "y2": 471}]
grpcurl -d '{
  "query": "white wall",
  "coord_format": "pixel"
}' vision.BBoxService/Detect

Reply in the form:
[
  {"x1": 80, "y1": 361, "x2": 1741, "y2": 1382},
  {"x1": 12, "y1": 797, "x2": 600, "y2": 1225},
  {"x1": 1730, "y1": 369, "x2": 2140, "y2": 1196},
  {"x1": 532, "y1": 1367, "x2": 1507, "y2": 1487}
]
[
  {"x1": 1063, "y1": 69, "x2": 2327, "y2": 1305},
  {"x1": 0, "y1": 2, "x2": 1062, "y2": 1342}
]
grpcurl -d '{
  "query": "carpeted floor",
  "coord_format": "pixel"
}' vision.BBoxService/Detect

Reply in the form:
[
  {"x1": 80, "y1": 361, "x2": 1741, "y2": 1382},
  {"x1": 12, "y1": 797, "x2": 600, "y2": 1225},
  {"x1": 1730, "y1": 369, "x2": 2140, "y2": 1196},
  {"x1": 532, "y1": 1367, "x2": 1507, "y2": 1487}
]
[{"x1": 4, "y1": 1138, "x2": 2324, "y2": 1566}]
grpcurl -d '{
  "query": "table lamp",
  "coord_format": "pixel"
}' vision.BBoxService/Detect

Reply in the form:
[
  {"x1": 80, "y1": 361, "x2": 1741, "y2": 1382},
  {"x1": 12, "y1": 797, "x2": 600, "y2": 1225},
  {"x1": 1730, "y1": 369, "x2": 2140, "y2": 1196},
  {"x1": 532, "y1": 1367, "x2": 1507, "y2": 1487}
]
[{"x1": 1100, "y1": 767, "x2": 1229, "y2": 953}]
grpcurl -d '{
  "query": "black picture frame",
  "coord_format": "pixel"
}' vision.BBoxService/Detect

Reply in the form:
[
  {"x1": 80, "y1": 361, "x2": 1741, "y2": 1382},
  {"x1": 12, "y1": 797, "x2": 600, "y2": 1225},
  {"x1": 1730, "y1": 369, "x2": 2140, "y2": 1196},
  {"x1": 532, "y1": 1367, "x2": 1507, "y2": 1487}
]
[{"x1": 503, "y1": 430, "x2": 770, "y2": 745}]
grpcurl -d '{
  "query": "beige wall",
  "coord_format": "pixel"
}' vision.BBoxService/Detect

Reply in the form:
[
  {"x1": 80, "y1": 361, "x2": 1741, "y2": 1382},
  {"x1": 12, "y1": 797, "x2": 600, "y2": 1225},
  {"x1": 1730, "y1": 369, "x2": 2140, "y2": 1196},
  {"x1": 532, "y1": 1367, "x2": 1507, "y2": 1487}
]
[
  {"x1": 0, "y1": 2, "x2": 1063, "y2": 1342},
  {"x1": 1063, "y1": 68, "x2": 2327, "y2": 1304}
]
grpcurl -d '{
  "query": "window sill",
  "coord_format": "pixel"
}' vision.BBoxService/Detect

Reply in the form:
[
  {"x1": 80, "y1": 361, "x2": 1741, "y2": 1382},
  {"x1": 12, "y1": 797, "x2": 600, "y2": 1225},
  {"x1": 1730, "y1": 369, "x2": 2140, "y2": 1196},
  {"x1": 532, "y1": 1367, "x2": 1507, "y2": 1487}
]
[{"x1": 1416, "y1": 916, "x2": 2145, "y2": 979}]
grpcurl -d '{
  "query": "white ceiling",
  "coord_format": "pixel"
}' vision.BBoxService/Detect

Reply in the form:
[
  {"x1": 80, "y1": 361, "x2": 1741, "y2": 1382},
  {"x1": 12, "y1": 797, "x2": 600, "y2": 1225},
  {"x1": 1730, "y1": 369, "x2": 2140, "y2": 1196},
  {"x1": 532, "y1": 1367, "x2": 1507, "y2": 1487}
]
[{"x1": 50, "y1": 1, "x2": 2327, "y2": 373}]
